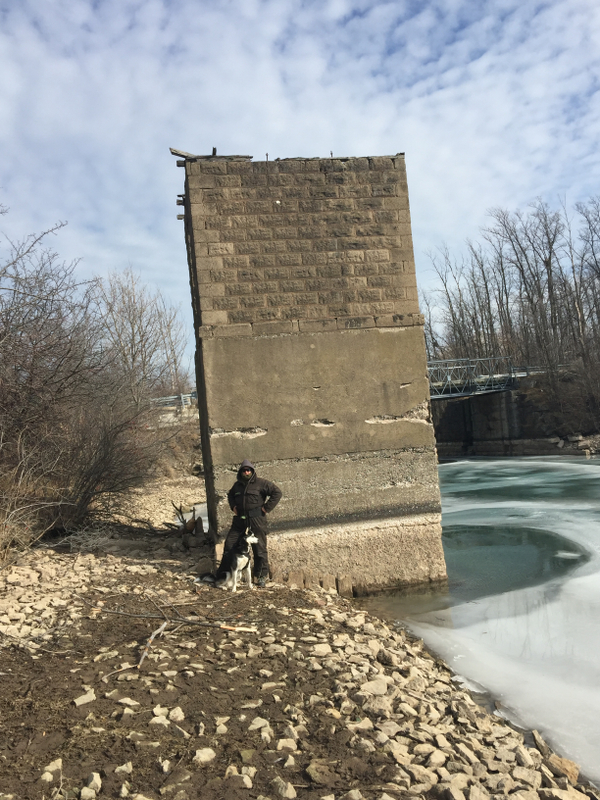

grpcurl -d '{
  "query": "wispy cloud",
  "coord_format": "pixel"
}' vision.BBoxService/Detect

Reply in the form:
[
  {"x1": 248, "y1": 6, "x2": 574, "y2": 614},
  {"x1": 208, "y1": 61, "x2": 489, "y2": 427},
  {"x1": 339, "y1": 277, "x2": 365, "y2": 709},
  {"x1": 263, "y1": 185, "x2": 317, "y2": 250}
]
[{"x1": 0, "y1": 0, "x2": 599, "y2": 328}]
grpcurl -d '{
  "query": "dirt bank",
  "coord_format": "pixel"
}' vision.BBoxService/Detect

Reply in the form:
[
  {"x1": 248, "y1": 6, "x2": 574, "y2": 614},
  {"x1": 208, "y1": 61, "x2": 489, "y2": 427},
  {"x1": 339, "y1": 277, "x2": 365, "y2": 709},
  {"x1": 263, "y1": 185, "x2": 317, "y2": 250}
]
[{"x1": 0, "y1": 527, "x2": 596, "y2": 800}]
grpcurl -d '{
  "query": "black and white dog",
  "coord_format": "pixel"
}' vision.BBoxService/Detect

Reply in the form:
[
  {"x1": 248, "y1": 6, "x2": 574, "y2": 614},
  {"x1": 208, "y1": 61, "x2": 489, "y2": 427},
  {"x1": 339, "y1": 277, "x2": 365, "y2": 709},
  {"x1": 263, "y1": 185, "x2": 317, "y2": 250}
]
[{"x1": 215, "y1": 529, "x2": 258, "y2": 592}]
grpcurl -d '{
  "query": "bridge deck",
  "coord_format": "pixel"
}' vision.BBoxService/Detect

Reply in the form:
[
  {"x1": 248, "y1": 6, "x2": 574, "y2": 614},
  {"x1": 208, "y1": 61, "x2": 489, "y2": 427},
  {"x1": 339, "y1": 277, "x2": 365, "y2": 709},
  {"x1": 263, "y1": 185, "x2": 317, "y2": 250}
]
[{"x1": 428, "y1": 357, "x2": 515, "y2": 399}]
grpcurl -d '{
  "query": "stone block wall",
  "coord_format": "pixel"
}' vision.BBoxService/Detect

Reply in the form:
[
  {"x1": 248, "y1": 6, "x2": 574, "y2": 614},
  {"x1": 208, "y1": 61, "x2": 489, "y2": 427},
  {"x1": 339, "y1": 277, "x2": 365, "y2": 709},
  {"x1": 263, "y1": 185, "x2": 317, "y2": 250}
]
[{"x1": 174, "y1": 151, "x2": 446, "y2": 593}]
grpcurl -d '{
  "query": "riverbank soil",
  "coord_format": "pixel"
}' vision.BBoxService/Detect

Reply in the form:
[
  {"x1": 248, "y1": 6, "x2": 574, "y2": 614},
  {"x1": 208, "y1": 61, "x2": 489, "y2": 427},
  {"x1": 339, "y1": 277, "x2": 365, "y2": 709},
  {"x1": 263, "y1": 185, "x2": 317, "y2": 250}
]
[{"x1": 1, "y1": 528, "x2": 598, "y2": 800}]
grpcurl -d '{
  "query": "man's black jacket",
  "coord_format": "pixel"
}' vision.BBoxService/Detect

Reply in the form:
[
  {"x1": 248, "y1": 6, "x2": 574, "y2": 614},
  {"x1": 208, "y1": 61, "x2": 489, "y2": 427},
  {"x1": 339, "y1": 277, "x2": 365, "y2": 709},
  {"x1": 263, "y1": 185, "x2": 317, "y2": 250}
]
[{"x1": 227, "y1": 459, "x2": 282, "y2": 520}]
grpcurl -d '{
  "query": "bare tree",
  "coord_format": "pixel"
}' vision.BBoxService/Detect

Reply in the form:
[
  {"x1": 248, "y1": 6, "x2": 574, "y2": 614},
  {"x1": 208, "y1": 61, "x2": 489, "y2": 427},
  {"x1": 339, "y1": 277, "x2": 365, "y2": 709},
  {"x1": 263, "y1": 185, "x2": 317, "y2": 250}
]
[
  {"x1": 427, "y1": 198, "x2": 600, "y2": 433},
  {"x1": 96, "y1": 268, "x2": 190, "y2": 408},
  {"x1": 420, "y1": 290, "x2": 443, "y2": 361}
]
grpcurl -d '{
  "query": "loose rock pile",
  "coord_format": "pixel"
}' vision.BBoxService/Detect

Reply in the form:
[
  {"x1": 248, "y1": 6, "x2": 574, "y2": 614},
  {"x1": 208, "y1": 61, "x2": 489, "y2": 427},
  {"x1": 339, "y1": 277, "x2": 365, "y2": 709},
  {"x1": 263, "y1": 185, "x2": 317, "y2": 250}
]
[{"x1": 0, "y1": 537, "x2": 597, "y2": 800}]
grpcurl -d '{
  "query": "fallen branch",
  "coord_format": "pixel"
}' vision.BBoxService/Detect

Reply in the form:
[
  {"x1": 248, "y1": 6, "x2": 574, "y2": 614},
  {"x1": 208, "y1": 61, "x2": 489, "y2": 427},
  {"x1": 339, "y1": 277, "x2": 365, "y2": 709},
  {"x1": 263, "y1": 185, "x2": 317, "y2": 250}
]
[
  {"x1": 138, "y1": 620, "x2": 168, "y2": 668},
  {"x1": 101, "y1": 665, "x2": 136, "y2": 683},
  {"x1": 159, "y1": 600, "x2": 202, "y2": 607},
  {"x1": 0, "y1": 628, "x2": 79, "y2": 655},
  {"x1": 169, "y1": 624, "x2": 185, "y2": 635},
  {"x1": 143, "y1": 591, "x2": 169, "y2": 621},
  {"x1": 148, "y1": 592, "x2": 183, "y2": 620},
  {"x1": 73, "y1": 594, "x2": 258, "y2": 633}
]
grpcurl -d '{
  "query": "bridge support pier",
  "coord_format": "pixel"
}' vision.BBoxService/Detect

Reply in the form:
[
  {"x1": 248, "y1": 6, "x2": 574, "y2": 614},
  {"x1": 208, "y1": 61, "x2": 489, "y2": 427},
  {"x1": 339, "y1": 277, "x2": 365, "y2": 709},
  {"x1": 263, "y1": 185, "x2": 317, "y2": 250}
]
[
  {"x1": 432, "y1": 389, "x2": 527, "y2": 456},
  {"x1": 174, "y1": 151, "x2": 447, "y2": 594}
]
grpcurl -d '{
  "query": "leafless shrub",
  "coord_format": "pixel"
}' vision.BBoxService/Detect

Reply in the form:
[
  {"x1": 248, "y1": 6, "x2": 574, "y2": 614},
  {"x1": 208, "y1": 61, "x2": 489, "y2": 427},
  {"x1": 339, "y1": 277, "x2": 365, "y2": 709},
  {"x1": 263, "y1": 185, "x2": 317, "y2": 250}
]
[{"x1": 0, "y1": 213, "x2": 191, "y2": 552}]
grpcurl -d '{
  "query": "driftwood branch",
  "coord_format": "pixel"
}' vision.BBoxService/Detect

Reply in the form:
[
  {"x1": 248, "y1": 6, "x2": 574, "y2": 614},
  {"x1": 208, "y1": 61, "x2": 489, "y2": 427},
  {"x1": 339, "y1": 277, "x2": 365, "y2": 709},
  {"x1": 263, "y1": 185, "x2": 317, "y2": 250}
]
[
  {"x1": 74, "y1": 594, "x2": 258, "y2": 633},
  {"x1": 138, "y1": 620, "x2": 168, "y2": 669},
  {"x1": 101, "y1": 664, "x2": 136, "y2": 683},
  {"x1": 143, "y1": 591, "x2": 169, "y2": 621}
]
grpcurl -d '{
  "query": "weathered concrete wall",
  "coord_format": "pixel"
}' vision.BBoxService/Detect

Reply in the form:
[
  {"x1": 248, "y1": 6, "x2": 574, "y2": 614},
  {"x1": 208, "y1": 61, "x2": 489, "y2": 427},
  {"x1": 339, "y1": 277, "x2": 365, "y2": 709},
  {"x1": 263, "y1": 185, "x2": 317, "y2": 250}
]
[
  {"x1": 432, "y1": 382, "x2": 593, "y2": 457},
  {"x1": 174, "y1": 151, "x2": 446, "y2": 593},
  {"x1": 432, "y1": 391, "x2": 519, "y2": 456}
]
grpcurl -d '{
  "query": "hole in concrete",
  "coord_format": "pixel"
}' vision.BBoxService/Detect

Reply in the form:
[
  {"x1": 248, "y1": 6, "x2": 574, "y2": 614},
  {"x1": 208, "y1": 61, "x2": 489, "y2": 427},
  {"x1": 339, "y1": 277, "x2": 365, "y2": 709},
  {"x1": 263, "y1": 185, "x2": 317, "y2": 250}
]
[
  {"x1": 365, "y1": 402, "x2": 430, "y2": 424},
  {"x1": 210, "y1": 427, "x2": 267, "y2": 439}
]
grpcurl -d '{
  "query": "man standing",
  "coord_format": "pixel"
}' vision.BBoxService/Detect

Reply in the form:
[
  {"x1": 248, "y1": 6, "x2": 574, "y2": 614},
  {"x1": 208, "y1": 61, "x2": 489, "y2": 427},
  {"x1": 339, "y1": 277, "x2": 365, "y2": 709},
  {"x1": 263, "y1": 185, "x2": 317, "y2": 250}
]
[{"x1": 218, "y1": 459, "x2": 282, "y2": 587}]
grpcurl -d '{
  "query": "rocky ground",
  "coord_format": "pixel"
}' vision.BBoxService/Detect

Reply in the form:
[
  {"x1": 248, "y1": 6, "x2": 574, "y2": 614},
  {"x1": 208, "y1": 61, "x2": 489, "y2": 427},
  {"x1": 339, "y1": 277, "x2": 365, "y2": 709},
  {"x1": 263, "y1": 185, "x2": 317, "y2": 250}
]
[
  {"x1": 118, "y1": 476, "x2": 206, "y2": 529},
  {"x1": 0, "y1": 521, "x2": 598, "y2": 800}
]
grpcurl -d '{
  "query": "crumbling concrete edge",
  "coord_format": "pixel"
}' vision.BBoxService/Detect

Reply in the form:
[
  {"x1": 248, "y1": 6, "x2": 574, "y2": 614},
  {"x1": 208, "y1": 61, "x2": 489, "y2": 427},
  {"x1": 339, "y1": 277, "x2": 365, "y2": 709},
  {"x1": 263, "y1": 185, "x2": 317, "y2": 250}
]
[{"x1": 267, "y1": 513, "x2": 446, "y2": 598}]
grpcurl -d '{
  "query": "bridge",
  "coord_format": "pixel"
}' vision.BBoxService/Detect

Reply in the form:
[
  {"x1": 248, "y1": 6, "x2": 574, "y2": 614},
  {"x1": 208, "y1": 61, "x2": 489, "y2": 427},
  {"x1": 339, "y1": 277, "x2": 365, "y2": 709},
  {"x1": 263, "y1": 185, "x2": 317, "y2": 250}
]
[{"x1": 428, "y1": 357, "x2": 516, "y2": 399}]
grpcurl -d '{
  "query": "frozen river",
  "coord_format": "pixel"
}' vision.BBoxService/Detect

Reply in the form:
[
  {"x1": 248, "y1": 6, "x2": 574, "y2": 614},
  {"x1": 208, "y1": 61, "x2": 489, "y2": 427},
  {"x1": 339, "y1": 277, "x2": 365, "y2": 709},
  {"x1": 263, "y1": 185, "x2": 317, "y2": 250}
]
[{"x1": 361, "y1": 457, "x2": 600, "y2": 785}]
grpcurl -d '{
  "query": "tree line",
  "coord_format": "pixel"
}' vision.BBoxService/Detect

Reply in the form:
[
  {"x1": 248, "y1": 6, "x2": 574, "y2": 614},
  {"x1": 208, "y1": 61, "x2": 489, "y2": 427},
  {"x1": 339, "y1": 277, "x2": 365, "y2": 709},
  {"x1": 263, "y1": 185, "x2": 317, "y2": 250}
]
[
  {"x1": 422, "y1": 197, "x2": 600, "y2": 434},
  {"x1": 0, "y1": 206, "x2": 190, "y2": 551}
]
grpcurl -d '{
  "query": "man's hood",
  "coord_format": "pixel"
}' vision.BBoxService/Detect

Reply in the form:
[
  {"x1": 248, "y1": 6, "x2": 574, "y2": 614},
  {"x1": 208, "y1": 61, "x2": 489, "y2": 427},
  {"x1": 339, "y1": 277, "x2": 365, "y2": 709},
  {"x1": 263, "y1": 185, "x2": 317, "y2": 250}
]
[{"x1": 237, "y1": 459, "x2": 255, "y2": 479}]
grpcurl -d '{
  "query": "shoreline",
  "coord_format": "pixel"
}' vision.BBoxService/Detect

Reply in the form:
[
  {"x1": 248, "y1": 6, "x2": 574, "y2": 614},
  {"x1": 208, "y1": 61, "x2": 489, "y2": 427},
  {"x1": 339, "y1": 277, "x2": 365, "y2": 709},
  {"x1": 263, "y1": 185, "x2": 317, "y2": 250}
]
[
  {"x1": 0, "y1": 531, "x2": 597, "y2": 799},
  {"x1": 435, "y1": 438, "x2": 600, "y2": 459},
  {"x1": 360, "y1": 602, "x2": 597, "y2": 789}
]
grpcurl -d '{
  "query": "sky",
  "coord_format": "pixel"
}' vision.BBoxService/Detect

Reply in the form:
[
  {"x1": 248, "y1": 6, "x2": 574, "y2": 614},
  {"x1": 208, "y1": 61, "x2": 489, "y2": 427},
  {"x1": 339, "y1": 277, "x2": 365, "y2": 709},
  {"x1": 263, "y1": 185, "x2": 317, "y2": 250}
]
[{"x1": 1, "y1": 0, "x2": 599, "y2": 353}]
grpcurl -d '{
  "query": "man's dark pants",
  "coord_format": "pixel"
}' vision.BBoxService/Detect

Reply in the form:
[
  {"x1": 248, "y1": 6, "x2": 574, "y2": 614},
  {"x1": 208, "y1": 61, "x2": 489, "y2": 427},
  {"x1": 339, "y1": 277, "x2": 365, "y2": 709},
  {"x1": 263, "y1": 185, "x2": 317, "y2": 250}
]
[{"x1": 220, "y1": 516, "x2": 269, "y2": 580}]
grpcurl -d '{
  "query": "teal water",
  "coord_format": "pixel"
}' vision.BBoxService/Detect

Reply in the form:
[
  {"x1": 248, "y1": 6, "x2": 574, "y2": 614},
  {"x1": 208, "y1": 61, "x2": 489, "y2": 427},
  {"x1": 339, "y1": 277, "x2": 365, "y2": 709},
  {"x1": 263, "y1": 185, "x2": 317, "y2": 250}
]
[
  {"x1": 363, "y1": 458, "x2": 592, "y2": 616},
  {"x1": 360, "y1": 457, "x2": 600, "y2": 785},
  {"x1": 443, "y1": 523, "x2": 588, "y2": 603},
  {"x1": 440, "y1": 457, "x2": 600, "y2": 504},
  {"x1": 366, "y1": 522, "x2": 588, "y2": 617}
]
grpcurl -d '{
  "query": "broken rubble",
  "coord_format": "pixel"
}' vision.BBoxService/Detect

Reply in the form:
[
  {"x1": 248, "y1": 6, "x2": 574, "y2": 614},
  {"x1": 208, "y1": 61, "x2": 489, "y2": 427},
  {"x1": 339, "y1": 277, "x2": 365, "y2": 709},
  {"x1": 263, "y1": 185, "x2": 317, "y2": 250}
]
[
  {"x1": 271, "y1": 775, "x2": 297, "y2": 798},
  {"x1": 192, "y1": 748, "x2": 216, "y2": 766},
  {"x1": 0, "y1": 542, "x2": 597, "y2": 800},
  {"x1": 73, "y1": 689, "x2": 96, "y2": 706}
]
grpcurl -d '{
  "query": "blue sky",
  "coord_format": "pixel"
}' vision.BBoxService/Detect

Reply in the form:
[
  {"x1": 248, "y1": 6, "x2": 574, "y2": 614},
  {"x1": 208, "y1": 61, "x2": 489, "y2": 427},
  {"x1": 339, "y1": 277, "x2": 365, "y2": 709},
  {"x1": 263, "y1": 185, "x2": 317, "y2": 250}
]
[{"x1": 1, "y1": 0, "x2": 599, "y2": 347}]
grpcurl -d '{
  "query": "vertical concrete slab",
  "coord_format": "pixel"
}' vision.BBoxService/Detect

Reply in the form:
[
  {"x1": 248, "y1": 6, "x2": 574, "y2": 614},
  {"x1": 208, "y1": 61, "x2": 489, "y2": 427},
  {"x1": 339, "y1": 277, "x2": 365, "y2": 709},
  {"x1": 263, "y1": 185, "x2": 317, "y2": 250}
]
[{"x1": 173, "y1": 151, "x2": 446, "y2": 593}]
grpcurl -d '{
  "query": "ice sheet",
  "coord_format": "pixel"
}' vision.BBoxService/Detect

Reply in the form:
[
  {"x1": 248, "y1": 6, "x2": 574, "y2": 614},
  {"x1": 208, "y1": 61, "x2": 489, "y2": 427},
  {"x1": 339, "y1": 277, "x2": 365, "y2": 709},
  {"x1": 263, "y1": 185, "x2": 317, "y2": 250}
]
[{"x1": 367, "y1": 458, "x2": 600, "y2": 785}]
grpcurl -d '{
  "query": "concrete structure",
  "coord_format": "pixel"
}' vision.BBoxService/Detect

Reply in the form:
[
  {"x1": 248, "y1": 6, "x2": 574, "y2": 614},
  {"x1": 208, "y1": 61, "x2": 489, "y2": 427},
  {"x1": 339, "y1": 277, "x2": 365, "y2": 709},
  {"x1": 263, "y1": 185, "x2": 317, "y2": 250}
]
[
  {"x1": 172, "y1": 149, "x2": 446, "y2": 594},
  {"x1": 432, "y1": 378, "x2": 594, "y2": 458}
]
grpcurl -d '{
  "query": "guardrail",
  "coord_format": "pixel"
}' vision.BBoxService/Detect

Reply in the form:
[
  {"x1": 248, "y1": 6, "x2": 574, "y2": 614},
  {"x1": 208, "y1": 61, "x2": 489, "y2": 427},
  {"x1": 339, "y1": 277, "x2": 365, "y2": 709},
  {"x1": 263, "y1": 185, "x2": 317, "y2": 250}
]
[
  {"x1": 428, "y1": 357, "x2": 515, "y2": 398},
  {"x1": 151, "y1": 391, "x2": 197, "y2": 408}
]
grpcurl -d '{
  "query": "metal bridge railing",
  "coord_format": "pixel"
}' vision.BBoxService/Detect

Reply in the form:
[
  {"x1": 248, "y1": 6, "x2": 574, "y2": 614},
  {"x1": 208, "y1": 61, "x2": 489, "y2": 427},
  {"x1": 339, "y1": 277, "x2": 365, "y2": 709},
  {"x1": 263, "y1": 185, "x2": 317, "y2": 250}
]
[
  {"x1": 428, "y1": 357, "x2": 515, "y2": 398},
  {"x1": 151, "y1": 391, "x2": 197, "y2": 408}
]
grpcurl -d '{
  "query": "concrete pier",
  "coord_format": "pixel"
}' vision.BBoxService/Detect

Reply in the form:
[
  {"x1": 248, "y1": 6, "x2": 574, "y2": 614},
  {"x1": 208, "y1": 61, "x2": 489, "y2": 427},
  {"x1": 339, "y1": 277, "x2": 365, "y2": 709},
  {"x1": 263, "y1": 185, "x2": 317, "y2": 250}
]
[{"x1": 173, "y1": 151, "x2": 446, "y2": 593}]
